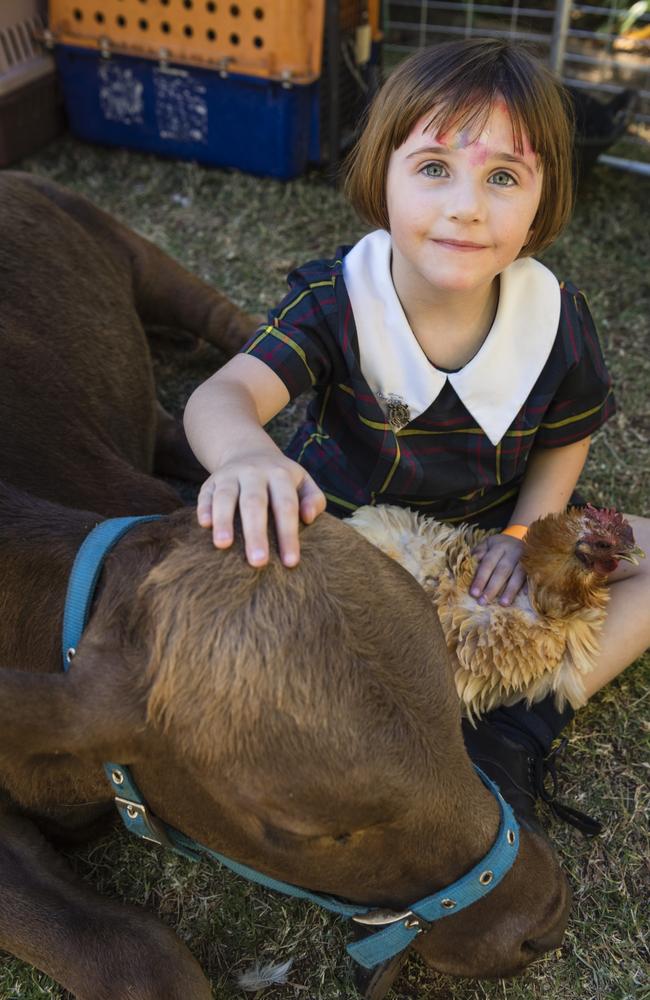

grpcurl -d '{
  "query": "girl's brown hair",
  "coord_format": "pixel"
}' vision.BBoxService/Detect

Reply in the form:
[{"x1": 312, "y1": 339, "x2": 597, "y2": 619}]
[{"x1": 344, "y1": 38, "x2": 575, "y2": 258}]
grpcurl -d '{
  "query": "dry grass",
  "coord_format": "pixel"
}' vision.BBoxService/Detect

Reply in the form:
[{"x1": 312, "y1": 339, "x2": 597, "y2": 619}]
[{"x1": 0, "y1": 135, "x2": 648, "y2": 999}]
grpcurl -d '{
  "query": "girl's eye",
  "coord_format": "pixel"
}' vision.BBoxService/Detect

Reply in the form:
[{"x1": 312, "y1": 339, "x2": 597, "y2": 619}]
[
  {"x1": 421, "y1": 162, "x2": 448, "y2": 178},
  {"x1": 489, "y1": 170, "x2": 516, "y2": 187}
]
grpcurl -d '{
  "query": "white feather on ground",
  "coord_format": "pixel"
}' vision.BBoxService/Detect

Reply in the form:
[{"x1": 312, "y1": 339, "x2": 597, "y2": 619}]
[{"x1": 237, "y1": 958, "x2": 294, "y2": 991}]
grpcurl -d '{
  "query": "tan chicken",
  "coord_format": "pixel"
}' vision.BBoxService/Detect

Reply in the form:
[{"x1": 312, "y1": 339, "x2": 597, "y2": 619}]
[{"x1": 348, "y1": 504, "x2": 643, "y2": 720}]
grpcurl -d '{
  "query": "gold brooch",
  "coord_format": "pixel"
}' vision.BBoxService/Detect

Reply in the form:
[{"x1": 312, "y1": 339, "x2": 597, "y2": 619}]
[{"x1": 377, "y1": 393, "x2": 411, "y2": 431}]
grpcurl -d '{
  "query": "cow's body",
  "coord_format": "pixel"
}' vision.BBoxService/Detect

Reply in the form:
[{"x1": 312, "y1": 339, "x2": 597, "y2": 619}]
[{"x1": 0, "y1": 173, "x2": 569, "y2": 999}]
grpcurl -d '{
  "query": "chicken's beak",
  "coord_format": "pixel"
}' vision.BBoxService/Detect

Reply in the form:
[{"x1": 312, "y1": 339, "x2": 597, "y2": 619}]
[{"x1": 617, "y1": 544, "x2": 645, "y2": 566}]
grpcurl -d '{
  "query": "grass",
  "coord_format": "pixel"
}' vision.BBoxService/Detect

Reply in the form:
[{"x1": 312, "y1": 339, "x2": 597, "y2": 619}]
[{"x1": 0, "y1": 135, "x2": 648, "y2": 999}]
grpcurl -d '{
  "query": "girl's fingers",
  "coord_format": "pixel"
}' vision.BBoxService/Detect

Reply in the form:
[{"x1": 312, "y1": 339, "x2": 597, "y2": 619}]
[
  {"x1": 477, "y1": 557, "x2": 513, "y2": 603},
  {"x1": 210, "y1": 480, "x2": 240, "y2": 549},
  {"x1": 471, "y1": 537, "x2": 525, "y2": 600},
  {"x1": 298, "y1": 474, "x2": 326, "y2": 524},
  {"x1": 470, "y1": 550, "x2": 501, "y2": 597},
  {"x1": 472, "y1": 540, "x2": 488, "y2": 559},
  {"x1": 238, "y1": 471, "x2": 271, "y2": 566},
  {"x1": 197, "y1": 462, "x2": 325, "y2": 568},
  {"x1": 269, "y1": 473, "x2": 302, "y2": 567},
  {"x1": 499, "y1": 564, "x2": 527, "y2": 606},
  {"x1": 197, "y1": 479, "x2": 216, "y2": 527}
]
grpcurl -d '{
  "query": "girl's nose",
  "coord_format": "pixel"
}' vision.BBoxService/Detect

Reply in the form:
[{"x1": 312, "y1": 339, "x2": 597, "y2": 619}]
[{"x1": 447, "y1": 179, "x2": 485, "y2": 223}]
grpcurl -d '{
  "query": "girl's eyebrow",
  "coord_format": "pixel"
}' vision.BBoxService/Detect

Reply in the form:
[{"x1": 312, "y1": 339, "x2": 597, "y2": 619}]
[
  {"x1": 405, "y1": 145, "x2": 450, "y2": 158},
  {"x1": 405, "y1": 145, "x2": 536, "y2": 176},
  {"x1": 496, "y1": 153, "x2": 536, "y2": 176}
]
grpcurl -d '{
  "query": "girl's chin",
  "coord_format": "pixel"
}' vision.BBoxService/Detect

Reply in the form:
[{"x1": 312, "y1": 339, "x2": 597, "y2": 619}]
[{"x1": 425, "y1": 274, "x2": 496, "y2": 296}]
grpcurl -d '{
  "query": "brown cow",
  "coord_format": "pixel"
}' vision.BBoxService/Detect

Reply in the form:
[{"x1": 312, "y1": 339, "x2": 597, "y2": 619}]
[{"x1": 0, "y1": 173, "x2": 570, "y2": 1000}]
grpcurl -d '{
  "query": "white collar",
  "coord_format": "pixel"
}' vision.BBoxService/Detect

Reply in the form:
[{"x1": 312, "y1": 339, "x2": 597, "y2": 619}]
[{"x1": 342, "y1": 229, "x2": 561, "y2": 446}]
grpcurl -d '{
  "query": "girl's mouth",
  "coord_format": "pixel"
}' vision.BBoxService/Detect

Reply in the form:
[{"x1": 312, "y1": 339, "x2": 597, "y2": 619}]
[{"x1": 433, "y1": 239, "x2": 488, "y2": 252}]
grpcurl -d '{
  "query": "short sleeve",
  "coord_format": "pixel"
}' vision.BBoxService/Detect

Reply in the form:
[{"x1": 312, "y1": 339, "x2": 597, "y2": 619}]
[
  {"x1": 239, "y1": 261, "x2": 346, "y2": 400},
  {"x1": 535, "y1": 287, "x2": 616, "y2": 447}
]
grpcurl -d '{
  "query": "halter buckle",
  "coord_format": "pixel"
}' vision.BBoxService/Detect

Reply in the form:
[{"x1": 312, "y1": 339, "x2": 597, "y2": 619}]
[{"x1": 114, "y1": 797, "x2": 174, "y2": 849}]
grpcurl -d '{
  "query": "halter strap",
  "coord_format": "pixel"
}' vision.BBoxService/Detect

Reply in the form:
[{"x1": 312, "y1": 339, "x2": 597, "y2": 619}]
[{"x1": 62, "y1": 515, "x2": 162, "y2": 666}]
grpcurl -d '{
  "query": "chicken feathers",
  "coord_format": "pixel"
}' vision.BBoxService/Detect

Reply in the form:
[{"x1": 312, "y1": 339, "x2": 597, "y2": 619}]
[{"x1": 348, "y1": 505, "x2": 642, "y2": 720}]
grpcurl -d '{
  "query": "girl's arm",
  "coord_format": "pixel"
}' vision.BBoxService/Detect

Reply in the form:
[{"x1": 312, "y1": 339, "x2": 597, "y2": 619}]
[
  {"x1": 508, "y1": 435, "x2": 592, "y2": 526},
  {"x1": 470, "y1": 436, "x2": 591, "y2": 604},
  {"x1": 184, "y1": 354, "x2": 326, "y2": 567}
]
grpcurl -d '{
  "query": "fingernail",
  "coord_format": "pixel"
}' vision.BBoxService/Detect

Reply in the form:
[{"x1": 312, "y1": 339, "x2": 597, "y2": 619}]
[
  {"x1": 283, "y1": 553, "x2": 298, "y2": 567},
  {"x1": 470, "y1": 587, "x2": 480, "y2": 597},
  {"x1": 499, "y1": 598, "x2": 510, "y2": 606},
  {"x1": 478, "y1": 596, "x2": 487, "y2": 606},
  {"x1": 215, "y1": 531, "x2": 230, "y2": 542},
  {"x1": 250, "y1": 549, "x2": 266, "y2": 564}
]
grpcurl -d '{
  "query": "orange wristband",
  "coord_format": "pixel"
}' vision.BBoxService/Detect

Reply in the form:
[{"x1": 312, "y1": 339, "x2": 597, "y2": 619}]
[{"x1": 501, "y1": 524, "x2": 528, "y2": 540}]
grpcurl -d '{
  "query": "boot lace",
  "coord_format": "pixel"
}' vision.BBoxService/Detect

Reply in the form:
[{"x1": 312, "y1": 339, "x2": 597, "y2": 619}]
[{"x1": 531, "y1": 739, "x2": 602, "y2": 836}]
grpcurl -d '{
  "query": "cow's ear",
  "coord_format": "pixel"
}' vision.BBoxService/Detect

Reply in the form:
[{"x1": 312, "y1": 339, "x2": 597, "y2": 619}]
[
  {"x1": 67, "y1": 636, "x2": 149, "y2": 759},
  {"x1": 0, "y1": 641, "x2": 147, "y2": 761}
]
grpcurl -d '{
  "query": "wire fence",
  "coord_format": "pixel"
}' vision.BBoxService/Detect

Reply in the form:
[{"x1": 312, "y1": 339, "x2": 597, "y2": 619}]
[{"x1": 381, "y1": 0, "x2": 650, "y2": 174}]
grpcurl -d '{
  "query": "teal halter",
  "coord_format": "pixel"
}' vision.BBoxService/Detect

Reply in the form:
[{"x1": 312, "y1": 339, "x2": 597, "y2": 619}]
[{"x1": 62, "y1": 516, "x2": 520, "y2": 970}]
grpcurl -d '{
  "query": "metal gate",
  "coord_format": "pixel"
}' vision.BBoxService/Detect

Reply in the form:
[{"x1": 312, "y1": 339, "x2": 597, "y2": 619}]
[{"x1": 381, "y1": 0, "x2": 650, "y2": 174}]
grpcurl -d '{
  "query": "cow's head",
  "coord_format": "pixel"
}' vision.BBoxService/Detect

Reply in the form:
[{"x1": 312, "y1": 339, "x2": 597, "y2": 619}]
[{"x1": 2, "y1": 510, "x2": 570, "y2": 981}]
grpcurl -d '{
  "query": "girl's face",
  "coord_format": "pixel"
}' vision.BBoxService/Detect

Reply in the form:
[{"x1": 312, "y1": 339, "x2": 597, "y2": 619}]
[{"x1": 385, "y1": 101, "x2": 543, "y2": 306}]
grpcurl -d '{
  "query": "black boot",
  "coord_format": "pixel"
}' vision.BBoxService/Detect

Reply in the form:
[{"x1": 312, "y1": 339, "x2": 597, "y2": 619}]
[
  {"x1": 352, "y1": 952, "x2": 409, "y2": 1000},
  {"x1": 462, "y1": 698, "x2": 602, "y2": 838},
  {"x1": 350, "y1": 923, "x2": 410, "y2": 999}
]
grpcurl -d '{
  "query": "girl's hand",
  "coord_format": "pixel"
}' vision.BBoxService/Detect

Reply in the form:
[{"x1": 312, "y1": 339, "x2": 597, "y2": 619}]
[
  {"x1": 470, "y1": 534, "x2": 526, "y2": 606},
  {"x1": 196, "y1": 452, "x2": 326, "y2": 568}
]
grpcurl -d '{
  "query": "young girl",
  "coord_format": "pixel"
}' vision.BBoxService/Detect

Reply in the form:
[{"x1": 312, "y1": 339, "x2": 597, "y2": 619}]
[{"x1": 184, "y1": 38, "x2": 650, "y2": 835}]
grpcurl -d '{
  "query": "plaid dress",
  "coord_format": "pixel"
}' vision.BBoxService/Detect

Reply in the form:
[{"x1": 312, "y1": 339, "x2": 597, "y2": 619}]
[{"x1": 242, "y1": 244, "x2": 615, "y2": 529}]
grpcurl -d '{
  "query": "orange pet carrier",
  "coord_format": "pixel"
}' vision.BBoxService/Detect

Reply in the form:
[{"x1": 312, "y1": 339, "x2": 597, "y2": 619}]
[{"x1": 48, "y1": 0, "x2": 327, "y2": 83}]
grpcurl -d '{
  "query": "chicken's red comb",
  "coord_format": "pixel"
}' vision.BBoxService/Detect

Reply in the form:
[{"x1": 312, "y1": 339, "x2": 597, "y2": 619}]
[{"x1": 584, "y1": 503, "x2": 626, "y2": 531}]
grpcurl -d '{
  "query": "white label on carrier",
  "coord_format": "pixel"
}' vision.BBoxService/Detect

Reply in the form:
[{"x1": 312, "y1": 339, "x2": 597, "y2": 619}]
[
  {"x1": 98, "y1": 62, "x2": 144, "y2": 125},
  {"x1": 154, "y1": 68, "x2": 208, "y2": 144}
]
